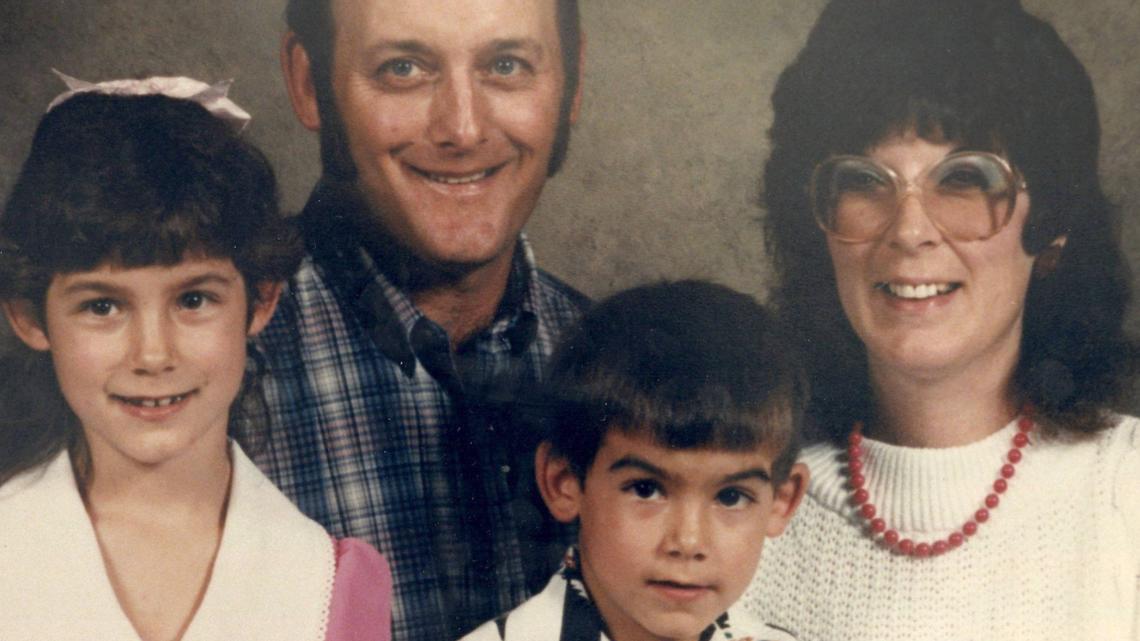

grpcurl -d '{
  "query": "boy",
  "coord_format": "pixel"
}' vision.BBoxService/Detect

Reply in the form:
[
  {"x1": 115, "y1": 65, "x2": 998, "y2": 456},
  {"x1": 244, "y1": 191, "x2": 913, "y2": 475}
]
[{"x1": 463, "y1": 281, "x2": 807, "y2": 641}]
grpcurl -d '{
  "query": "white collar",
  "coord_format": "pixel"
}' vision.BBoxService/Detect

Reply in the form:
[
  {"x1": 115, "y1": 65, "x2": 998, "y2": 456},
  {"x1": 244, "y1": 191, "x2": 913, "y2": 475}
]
[{"x1": 0, "y1": 446, "x2": 335, "y2": 641}]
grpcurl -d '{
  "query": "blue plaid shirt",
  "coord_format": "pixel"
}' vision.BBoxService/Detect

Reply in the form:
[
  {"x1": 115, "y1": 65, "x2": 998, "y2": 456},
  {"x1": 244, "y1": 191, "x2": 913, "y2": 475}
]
[{"x1": 252, "y1": 184, "x2": 588, "y2": 641}]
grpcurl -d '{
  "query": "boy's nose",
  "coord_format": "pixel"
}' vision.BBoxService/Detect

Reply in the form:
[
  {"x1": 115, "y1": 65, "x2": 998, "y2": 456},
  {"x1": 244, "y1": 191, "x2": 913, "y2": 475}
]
[{"x1": 663, "y1": 503, "x2": 708, "y2": 561}]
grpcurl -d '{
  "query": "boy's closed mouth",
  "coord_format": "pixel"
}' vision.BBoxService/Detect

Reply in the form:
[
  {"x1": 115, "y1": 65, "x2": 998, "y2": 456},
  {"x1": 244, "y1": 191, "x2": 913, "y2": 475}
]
[{"x1": 647, "y1": 579, "x2": 714, "y2": 602}]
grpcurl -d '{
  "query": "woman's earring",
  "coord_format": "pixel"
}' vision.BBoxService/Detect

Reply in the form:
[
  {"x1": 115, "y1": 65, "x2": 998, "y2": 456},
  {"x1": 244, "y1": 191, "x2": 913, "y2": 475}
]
[{"x1": 1033, "y1": 237, "x2": 1066, "y2": 278}]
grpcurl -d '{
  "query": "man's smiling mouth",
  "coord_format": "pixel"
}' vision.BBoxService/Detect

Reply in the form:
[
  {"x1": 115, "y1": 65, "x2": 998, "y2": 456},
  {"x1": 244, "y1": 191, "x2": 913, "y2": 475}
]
[
  {"x1": 876, "y1": 282, "x2": 961, "y2": 300},
  {"x1": 408, "y1": 163, "x2": 506, "y2": 185}
]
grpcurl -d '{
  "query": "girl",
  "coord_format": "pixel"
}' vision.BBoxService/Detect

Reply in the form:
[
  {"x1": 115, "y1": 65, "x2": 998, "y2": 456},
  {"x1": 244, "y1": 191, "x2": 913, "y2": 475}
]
[{"x1": 0, "y1": 76, "x2": 391, "y2": 641}]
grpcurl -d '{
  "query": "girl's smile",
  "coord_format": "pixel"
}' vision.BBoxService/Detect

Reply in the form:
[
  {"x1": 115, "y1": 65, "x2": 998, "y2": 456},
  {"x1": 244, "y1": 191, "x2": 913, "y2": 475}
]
[{"x1": 7, "y1": 257, "x2": 278, "y2": 472}]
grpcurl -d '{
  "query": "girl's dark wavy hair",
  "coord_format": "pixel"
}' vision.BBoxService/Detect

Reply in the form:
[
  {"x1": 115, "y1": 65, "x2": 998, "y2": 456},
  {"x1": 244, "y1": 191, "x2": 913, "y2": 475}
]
[
  {"x1": 0, "y1": 92, "x2": 303, "y2": 485},
  {"x1": 763, "y1": 0, "x2": 1136, "y2": 443}
]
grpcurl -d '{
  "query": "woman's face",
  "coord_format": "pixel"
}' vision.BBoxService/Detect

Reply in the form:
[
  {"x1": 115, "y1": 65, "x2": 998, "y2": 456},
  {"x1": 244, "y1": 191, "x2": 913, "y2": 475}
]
[{"x1": 826, "y1": 131, "x2": 1036, "y2": 386}]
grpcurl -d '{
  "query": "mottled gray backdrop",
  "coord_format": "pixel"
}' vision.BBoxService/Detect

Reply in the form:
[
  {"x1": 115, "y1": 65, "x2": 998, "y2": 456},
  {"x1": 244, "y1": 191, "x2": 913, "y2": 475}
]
[{"x1": 1, "y1": 1, "x2": 1138, "y2": 318}]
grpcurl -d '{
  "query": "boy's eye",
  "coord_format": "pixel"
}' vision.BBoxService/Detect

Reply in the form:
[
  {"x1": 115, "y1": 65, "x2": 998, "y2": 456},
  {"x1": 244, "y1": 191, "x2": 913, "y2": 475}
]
[
  {"x1": 81, "y1": 298, "x2": 118, "y2": 316},
  {"x1": 624, "y1": 479, "x2": 664, "y2": 500},
  {"x1": 715, "y1": 487, "x2": 755, "y2": 508}
]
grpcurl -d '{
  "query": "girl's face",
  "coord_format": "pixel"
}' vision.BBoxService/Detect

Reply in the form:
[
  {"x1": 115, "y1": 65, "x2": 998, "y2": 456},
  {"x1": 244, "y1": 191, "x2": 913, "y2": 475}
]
[
  {"x1": 4, "y1": 256, "x2": 279, "y2": 473},
  {"x1": 826, "y1": 132, "x2": 1038, "y2": 387}
]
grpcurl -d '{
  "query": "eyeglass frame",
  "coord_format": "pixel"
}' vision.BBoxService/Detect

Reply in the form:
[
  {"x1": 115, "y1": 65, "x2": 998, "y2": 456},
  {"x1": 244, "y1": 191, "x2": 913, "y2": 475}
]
[{"x1": 808, "y1": 150, "x2": 1029, "y2": 244}]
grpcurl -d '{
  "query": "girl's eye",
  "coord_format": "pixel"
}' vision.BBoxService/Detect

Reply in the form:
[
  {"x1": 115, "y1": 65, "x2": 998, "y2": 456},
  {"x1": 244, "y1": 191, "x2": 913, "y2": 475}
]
[
  {"x1": 82, "y1": 299, "x2": 118, "y2": 316},
  {"x1": 625, "y1": 479, "x2": 663, "y2": 500},
  {"x1": 715, "y1": 487, "x2": 755, "y2": 509},
  {"x1": 178, "y1": 291, "x2": 211, "y2": 310}
]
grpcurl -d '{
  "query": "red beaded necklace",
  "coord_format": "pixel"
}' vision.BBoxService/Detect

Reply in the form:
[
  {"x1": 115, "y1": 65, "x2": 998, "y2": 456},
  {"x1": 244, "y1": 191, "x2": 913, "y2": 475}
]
[{"x1": 846, "y1": 412, "x2": 1035, "y2": 557}]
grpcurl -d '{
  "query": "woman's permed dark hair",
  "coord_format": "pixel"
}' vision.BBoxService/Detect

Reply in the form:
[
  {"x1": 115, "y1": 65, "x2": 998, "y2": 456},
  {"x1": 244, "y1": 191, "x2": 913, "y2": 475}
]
[
  {"x1": 543, "y1": 280, "x2": 807, "y2": 485},
  {"x1": 0, "y1": 92, "x2": 304, "y2": 485},
  {"x1": 762, "y1": 0, "x2": 1137, "y2": 443}
]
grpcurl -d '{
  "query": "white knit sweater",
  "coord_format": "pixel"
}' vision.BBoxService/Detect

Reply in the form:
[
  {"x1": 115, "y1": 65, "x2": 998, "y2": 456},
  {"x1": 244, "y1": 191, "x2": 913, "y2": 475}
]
[{"x1": 742, "y1": 415, "x2": 1140, "y2": 641}]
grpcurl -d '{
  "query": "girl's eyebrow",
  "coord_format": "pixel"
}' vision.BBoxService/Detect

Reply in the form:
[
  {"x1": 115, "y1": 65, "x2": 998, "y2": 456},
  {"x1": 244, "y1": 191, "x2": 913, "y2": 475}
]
[{"x1": 58, "y1": 271, "x2": 237, "y2": 297}]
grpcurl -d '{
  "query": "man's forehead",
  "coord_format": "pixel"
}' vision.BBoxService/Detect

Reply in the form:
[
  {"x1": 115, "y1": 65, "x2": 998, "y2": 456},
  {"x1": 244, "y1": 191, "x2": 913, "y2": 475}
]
[{"x1": 330, "y1": 0, "x2": 562, "y2": 48}]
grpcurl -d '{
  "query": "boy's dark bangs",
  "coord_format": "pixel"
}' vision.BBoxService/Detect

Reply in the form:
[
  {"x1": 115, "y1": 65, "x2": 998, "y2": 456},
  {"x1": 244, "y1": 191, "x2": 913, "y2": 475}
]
[{"x1": 569, "y1": 374, "x2": 794, "y2": 455}]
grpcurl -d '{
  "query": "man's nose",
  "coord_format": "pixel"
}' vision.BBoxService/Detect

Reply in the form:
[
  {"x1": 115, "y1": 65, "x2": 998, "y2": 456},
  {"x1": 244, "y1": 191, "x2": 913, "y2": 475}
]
[{"x1": 427, "y1": 70, "x2": 488, "y2": 151}]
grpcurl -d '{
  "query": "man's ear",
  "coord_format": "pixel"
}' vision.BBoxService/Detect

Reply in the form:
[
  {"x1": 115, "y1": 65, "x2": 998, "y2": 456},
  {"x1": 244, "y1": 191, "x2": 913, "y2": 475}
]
[
  {"x1": 1033, "y1": 235, "x2": 1067, "y2": 279},
  {"x1": 535, "y1": 442, "x2": 584, "y2": 524},
  {"x1": 281, "y1": 31, "x2": 322, "y2": 132},
  {"x1": 568, "y1": 33, "x2": 586, "y2": 126},
  {"x1": 247, "y1": 282, "x2": 284, "y2": 337},
  {"x1": 765, "y1": 462, "x2": 809, "y2": 538},
  {"x1": 2, "y1": 300, "x2": 51, "y2": 352}
]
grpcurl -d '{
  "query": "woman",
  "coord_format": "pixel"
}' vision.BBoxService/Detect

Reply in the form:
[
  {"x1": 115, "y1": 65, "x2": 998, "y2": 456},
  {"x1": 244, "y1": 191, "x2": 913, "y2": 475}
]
[{"x1": 741, "y1": 0, "x2": 1140, "y2": 639}]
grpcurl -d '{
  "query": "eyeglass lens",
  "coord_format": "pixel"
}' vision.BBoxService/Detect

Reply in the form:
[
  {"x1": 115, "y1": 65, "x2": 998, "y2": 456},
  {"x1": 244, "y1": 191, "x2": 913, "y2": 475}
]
[{"x1": 812, "y1": 153, "x2": 1018, "y2": 242}]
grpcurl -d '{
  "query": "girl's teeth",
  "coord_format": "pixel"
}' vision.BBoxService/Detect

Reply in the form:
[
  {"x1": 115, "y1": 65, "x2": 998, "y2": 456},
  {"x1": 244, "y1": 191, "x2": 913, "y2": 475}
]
[{"x1": 125, "y1": 394, "x2": 186, "y2": 408}]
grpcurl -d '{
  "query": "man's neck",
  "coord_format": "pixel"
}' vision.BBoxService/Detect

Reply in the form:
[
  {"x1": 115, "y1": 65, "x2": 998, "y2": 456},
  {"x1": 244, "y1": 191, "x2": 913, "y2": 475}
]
[{"x1": 410, "y1": 250, "x2": 515, "y2": 348}]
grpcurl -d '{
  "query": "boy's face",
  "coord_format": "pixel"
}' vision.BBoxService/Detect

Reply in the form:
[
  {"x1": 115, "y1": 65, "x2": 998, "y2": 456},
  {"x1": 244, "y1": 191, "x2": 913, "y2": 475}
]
[{"x1": 544, "y1": 430, "x2": 806, "y2": 641}]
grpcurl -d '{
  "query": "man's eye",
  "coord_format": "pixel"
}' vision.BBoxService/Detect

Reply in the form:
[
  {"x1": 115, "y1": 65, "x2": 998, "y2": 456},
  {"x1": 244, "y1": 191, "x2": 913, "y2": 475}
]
[
  {"x1": 380, "y1": 59, "x2": 420, "y2": 78},
  {"x1": 625, "y1": 479, "x2": 663, "y2": 500},
  {"x1": 492, "y1": 56, "x2": 520, "y2": 76},
  {"x1": 81, "y1": 299, "x2": 118, "y2": 316},
  {"x1": 715, "y1": 487, "x2": 754, "y2": 508}
]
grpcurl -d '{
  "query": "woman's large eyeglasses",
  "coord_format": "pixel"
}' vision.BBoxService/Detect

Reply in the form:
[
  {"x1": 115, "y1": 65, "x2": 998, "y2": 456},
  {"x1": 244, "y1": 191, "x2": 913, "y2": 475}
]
[{"x1": 809, "y1": 151, "x2": 1027, "y2": 243}]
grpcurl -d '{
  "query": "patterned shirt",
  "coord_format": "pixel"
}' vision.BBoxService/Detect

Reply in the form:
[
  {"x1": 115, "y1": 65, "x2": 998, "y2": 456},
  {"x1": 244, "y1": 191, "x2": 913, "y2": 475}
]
[
  {"x1": 251, "y1": 183, "x2": 589, "y2": 641},
  {"x1": 461, "y1": 548, "x2": 799, "y2": 641}
]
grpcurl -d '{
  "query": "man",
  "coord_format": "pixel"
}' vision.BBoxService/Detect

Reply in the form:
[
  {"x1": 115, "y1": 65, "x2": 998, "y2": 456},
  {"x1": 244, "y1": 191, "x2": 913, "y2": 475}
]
[{"x1": 252, "y1": 1, "x2": 587, "y2": 639}]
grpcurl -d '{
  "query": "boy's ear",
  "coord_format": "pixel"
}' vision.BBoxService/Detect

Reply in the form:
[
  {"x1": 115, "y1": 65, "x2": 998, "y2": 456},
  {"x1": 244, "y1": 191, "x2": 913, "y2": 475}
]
[
  {"x1": 247, "y1": 282, "x2": 283, "y2": 337},
  {"x1": 281, "y1": 31, "x2": 322, "y2": 132},
  {"x1": 765, "y1": 462, "x2": 809, "y2": 538},
  {"x1": 2, "y1": 300, "x2": 51, "y2": 351},
  {"x1": 535, "y1": 442, "x2": 584, "y2": 524}
]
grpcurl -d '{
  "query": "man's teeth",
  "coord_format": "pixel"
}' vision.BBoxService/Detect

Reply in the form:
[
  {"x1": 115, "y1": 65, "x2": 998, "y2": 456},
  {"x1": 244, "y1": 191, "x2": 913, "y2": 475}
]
[
  {"x1": 883, "y1": 283, "x2": 956, "y2": 299},
  {"x1": 428, "y1": 170, "x2": 489, "y2": 185},
  {"x1": 120, "y1": 394, "x2": 188, "y2": 408}
]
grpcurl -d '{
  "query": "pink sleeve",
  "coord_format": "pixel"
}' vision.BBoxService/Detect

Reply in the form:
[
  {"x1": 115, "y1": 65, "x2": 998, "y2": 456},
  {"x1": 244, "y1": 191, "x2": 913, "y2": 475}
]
[{"x1": 324, "y1": 537, "x2": 393, "y2": 641}]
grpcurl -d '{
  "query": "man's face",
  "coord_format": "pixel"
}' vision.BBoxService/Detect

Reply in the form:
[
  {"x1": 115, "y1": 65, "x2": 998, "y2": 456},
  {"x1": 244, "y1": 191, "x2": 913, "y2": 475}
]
[{"x1": 325, "y1": 0, "x2": 574, "y2": 272}]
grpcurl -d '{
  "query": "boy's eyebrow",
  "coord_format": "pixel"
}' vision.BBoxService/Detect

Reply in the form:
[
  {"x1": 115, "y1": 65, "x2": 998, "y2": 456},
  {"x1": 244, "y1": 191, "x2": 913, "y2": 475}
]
[
  {"x1": 608, "y1": 455, "x2": 671, "y2": 480},
  {"x1": 609, "y1": 455, "x2": 774, "y2": 485},
  {"x1": 722, "y1": 468, "x2": 773, "y2": 484}
]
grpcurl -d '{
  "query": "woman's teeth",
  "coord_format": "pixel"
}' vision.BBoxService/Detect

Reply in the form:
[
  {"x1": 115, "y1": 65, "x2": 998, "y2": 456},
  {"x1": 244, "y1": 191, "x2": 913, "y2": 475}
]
[{"x1": 880, "y1": 282, "x2": 958, "y2": 299}]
